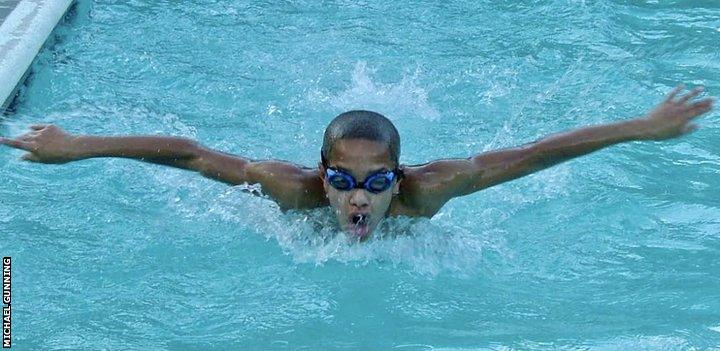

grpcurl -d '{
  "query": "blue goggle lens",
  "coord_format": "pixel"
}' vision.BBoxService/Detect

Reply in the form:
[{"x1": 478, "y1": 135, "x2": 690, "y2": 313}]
[
  {"x1": 328, "y1": 174, "x2": 353, "y2": 190},
  {"x1": 326, "y1": 168, "x2": 396, "y2": 193},
  {"x1": 367, "y1": 175, "x2": 392, "y2": 192}
]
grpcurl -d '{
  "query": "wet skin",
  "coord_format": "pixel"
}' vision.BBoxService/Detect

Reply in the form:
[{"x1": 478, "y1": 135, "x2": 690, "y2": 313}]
[
  {"x1": 0, "y1": 87, "x2": 714, "y2": 241},
  {"x1": 317, "y1": 139, "x2": 401, "y2": 241}
]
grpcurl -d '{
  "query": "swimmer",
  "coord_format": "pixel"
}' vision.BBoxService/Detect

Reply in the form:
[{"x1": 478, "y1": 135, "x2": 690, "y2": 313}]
[{"x1": 0, "y1": 86, "x2": 714, "y2": 240}]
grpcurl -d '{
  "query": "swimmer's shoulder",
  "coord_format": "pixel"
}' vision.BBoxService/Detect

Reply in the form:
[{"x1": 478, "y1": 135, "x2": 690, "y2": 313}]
[
  {"x1": 389, "y1": 164, "x2": 445, "y2": 218},
  {"x1": 284, "y1": 166, "x2": 328, "y2": 210},
  {"x1": 248, "y1": 162, "x2": 327, "y2": 210}
]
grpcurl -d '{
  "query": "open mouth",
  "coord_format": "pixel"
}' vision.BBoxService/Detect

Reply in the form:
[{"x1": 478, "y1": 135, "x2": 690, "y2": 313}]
[{"x1": 348, "y1": 213, "x2": 370, "y2": 239}]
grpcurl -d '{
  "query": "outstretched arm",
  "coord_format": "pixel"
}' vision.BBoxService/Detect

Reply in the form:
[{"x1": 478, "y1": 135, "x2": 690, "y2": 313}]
[
  {"x1": 400, "y1": 86, "x2": 714, "y2": 216},
  {"x1": 0, "y1": 125, "x2": 326, "y2": 209}
]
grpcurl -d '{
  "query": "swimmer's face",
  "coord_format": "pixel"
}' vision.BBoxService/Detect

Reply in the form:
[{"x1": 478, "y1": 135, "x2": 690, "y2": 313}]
[{"x1": 319, "y1": 139, "x2": 400, "y2": 241}]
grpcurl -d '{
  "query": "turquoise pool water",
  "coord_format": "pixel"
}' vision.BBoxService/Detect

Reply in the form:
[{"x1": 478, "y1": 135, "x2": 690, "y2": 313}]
[{"x1": 2, "y1": 0, "x2": 720, "y2": 349}]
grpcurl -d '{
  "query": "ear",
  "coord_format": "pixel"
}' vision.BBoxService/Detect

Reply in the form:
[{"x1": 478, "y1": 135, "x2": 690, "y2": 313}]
[
  {"x1": 318, "y1": 161, "x2": 329, "y2": 195},
  {"x1": 317, "y1": 161, "x2": 325, "y2": 180},
  {"x1": 393, "y1": 165, "x2": 404, "y2": 196},
  {"x1": 392, "y1": 177, "x2": 402, "y2": 196}
]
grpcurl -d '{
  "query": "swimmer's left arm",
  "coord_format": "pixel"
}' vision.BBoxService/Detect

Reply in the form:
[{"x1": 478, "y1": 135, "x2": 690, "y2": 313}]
[{"x1": 401, "y1": 86, "x2": 714, "y2": 216}]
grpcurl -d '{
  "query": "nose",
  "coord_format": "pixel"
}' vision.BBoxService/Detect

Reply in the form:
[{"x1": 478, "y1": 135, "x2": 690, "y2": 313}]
[{"x1": 349, "y1": 189, "x2": 370, "y2": 209}]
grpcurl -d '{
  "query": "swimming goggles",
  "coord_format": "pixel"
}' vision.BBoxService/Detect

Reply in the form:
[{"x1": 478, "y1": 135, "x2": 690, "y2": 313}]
[{"x1": 325, "y1": 167, "x2": 400, "y2": 194}]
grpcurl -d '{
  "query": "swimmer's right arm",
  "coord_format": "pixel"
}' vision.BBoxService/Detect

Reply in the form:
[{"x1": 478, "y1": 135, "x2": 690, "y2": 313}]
[{"x1": 0, "y1": 125, "x2": 326, "y2": 209}]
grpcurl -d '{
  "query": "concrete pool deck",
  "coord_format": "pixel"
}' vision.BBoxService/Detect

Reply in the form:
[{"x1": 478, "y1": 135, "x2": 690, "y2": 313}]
[{"x1": 0, "y1": 0, "x2": 74, "y2": 111}]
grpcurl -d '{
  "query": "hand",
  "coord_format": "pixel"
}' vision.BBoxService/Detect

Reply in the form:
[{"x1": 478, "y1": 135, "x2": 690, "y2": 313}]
[
  {"x1": 639, "y1": 85, "x2": 714, "y2": 140},
  {"x1": 0, "y1": 124, "x2": 81, "y2": 163}
]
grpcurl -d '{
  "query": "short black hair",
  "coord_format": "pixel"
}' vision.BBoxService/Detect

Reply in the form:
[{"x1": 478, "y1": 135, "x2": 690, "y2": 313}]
[{"x1": 321, "y1": 110, "x2": 401, "y2": 167}]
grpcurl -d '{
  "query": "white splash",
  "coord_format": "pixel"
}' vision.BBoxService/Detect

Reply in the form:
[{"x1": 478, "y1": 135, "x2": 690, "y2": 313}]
[
  {"x1": 194, "y1": 185, "x2": 502, "y2": 277},
  {"x1": 310, "y1": 61, "x2": 440, "y2": 121}
]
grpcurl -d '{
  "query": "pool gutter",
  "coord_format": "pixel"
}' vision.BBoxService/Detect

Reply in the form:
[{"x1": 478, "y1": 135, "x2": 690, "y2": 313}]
[{"x1": 0, "y1": 0, "x2": 74, "y2": 112}]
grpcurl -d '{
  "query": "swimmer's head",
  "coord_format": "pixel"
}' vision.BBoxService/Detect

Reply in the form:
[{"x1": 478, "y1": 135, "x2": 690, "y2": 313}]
[
  {"x1": 321, "y1": 110, "x2": 400, "y2": 166},
  {"x1": 319, "y1": 111, "x2": 402, "y2": 241}
]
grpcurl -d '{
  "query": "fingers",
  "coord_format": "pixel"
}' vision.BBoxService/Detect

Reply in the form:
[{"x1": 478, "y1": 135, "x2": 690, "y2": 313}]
[
  {"x1": 0, "y1": 124, "x2": 52, "y2": 150},
  {"x1": 0, "y1": 137, "x2": 32, "y2": 150},
  {"x1": 21, "y1": 153, "x2": 40, "y2": 162},
  {"x1": 677, "y1": 86, "x2": 704, "y2": 104},
  {"x1": 682, "y1": 123, "x2": 699, "y2": 135},
  {"x1": 17, "y1": 132, "x2": 37, "y2": 141},
  {"x1": 665, "y1": 84, "x2": 684, "y2": 102},
  {"x1": 687, "y1": 98, "x2": 714, "y2": 118}
]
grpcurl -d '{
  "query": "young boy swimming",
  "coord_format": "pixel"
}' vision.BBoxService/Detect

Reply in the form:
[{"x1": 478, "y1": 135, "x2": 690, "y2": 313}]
[{"x1": 0, "y1": 86, "x2": 713, "y2": 240}]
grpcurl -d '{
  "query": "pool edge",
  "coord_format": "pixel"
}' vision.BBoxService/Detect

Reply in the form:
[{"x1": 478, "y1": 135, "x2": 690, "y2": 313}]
[{"x1": 0, "y1": 0, "x2": 74, "y2": 112}]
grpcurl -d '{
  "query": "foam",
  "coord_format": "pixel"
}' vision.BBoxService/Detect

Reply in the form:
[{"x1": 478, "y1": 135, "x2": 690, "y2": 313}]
[
  {"x1": 197, "y1": 186, "x2": 504, "y2": 277},
  {"x1": 308, "y1": 61, "x2": 441, "y2": 121}
]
